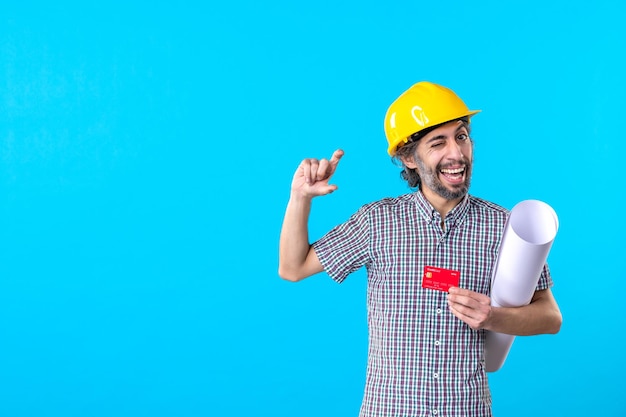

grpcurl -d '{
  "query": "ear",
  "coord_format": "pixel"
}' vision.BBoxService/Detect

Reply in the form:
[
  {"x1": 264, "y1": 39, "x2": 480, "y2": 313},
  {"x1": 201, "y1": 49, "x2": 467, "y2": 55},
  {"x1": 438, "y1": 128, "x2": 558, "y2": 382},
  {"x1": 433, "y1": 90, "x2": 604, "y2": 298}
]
[{"x1": 399, "y1": 153, "x2": 418, "y2": 169}]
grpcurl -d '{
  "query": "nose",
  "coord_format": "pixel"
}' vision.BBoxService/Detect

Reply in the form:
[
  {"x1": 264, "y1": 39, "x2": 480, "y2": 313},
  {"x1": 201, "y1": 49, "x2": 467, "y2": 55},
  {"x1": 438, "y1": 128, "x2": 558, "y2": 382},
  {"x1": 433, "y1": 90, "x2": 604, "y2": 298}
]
[{"x1": 446, "y1": 138, "x2": 465, "y2": 160}]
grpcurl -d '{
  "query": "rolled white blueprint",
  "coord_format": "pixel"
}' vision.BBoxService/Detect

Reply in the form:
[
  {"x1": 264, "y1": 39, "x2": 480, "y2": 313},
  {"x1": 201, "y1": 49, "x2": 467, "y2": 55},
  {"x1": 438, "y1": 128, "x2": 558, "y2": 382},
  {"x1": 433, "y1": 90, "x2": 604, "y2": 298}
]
[{"x1": 485, "y1": 200, "x2": 559, "y2": 372}]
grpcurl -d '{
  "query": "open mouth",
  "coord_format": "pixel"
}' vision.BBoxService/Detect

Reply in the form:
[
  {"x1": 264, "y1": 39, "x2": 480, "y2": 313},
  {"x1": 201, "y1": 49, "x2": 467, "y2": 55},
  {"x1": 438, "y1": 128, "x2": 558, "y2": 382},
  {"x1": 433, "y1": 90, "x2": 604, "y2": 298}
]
[{"x1": 439, "y1": 166, "x2": 466, "y2": 184}]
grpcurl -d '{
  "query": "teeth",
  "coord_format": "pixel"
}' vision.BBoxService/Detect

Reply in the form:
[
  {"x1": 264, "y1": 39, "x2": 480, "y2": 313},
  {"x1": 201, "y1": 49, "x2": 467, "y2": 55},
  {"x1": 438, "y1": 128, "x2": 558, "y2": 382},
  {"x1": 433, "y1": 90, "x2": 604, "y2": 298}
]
[{"x1": 441, "y1": 167, "x2": 464, "y2": 174}]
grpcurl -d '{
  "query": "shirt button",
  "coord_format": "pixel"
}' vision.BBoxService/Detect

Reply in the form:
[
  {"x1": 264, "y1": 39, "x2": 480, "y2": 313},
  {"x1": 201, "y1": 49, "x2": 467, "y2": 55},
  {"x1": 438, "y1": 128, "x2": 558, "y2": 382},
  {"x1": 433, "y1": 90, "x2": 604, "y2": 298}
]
[
  {"x1": 433, "y1": 372, "x2": 439, "y2": 379},
  {"x1": 432, "y1": 409, "x2": 438, "y2": 415},
  {"x1": 434, "y1": 340, "x2": 440, "y2": 346},
  {"x1": 436, "y1": 308, "x2": 442, "y2": 314}
]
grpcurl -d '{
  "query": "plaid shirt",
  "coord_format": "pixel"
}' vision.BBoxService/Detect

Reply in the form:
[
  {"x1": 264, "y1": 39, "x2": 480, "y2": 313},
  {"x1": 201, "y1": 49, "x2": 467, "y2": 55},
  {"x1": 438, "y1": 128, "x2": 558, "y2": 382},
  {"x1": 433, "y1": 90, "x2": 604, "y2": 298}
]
[{"x1": 313, "y1": 191, "x2": 553, "y2": 417}]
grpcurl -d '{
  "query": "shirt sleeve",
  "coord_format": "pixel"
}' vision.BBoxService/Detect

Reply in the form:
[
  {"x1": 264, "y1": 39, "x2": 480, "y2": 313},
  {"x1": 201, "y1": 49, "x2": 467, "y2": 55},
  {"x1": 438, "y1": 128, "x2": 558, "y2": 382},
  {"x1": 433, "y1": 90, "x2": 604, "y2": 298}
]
[
  {"x1": 312, "y1": 207, "x2": 371, "y2": 284},
  {"x1": 536, "y1": 262, "x2": 554, "y2": 291}
]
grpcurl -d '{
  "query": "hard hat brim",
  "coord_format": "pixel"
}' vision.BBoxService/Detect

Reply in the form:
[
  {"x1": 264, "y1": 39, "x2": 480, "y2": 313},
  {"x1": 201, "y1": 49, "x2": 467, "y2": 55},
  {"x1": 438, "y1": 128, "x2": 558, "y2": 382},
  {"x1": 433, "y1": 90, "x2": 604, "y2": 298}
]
[{"x1": 387, "y1": 110, "x2": 481, "y2": 156}]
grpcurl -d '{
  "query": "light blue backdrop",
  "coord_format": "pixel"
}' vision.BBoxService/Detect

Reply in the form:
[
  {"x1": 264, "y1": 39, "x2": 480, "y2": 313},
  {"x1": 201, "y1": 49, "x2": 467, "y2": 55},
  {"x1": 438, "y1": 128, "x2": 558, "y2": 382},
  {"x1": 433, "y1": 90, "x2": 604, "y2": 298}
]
[{"x1": 1, "y1": 1, "x2": 624, "y2": 416}]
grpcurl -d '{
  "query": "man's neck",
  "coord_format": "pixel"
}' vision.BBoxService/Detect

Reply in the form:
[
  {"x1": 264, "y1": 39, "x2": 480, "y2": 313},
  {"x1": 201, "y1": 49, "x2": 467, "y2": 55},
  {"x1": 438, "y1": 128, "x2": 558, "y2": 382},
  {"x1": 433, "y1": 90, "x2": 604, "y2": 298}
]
[{"x1": 420, "y1": 188, "x2": 465, "y2": 220}]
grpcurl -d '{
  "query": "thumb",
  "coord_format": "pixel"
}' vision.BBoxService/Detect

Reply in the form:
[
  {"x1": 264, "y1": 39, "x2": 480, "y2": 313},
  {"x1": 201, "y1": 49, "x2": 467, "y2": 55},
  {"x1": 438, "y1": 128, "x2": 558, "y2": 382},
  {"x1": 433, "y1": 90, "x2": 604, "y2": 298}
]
[{"x1": 319, "y1": 183, "x2": 339, "y2": 196}]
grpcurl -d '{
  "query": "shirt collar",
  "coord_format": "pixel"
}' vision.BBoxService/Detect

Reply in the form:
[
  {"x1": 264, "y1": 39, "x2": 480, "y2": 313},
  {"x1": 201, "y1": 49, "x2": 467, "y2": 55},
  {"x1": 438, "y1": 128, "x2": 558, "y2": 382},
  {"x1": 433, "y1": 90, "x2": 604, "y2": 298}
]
[{"x1": 413, "y1": 190, "x2": 471, "y2": 228}]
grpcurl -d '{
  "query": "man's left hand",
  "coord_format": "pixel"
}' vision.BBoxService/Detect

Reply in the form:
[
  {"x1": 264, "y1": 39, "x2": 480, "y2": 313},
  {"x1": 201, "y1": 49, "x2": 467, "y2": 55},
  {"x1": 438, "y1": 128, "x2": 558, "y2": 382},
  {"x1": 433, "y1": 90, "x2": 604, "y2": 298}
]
[{"x1": 447, "y1": 287, "x2": 492, "y2": 330}]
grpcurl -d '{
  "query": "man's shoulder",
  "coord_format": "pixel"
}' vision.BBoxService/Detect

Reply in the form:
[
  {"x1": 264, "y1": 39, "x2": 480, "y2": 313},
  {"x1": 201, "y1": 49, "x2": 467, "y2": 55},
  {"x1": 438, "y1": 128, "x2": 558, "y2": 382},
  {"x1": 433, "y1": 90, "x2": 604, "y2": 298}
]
[
  {"x1": 359, "y1": 192, "x2": 416, "y2": 212},
  {"x1": 468, "y1": 195, "x2": 509, "y2": 216},
  {"x1": 346, "y1": 193, "x2": 418, "y2": 224}
]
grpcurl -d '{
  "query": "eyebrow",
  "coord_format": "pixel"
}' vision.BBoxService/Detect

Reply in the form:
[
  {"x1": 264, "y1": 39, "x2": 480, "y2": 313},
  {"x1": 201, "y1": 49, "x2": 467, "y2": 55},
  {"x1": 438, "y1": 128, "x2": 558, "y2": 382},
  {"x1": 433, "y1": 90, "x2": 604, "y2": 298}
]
[
  {"x1": 425, "y1": 134, "x2": 447, "y2": 143},
  {"x1": 425, "y1": 125, "x2": 468, "y2": 144}
]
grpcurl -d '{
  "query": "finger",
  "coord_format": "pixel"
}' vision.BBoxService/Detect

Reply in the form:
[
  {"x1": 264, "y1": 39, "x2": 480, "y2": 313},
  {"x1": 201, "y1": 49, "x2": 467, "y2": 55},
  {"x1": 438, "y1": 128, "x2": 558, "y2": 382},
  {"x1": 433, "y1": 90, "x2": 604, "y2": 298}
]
[
  {"x1": 308, "y1": 159, "x2": 320, "y2": 184},
  {"x1": 448, "y1": 295, "x2": 476, "y2": 315},
  {"x1": 448, "y1": 303, "x2": 481, "y2": 328},
  {"x1": 449, "y1": 294, "x2": 485, "y2": 311},
  {"x1": 448, "y1": 304, "x2": 472, "y2": 324},
  {"x1": 316, "y1": 158, "x2": 330, "y2": 181},
  {"x1": 329, "y1": 149, "x2": 344, "y2": 169},
  {"x1": 450, "y1": 302, "x2": 478, "y2": 320},
  {"x1": 301, "y1": 159, "x2": 313, "y2": 184},
  {"x1": 448, "y1": 304, "x2": 467, "y2": 321},
  {"x1": 450, "y1": 296, "x2": 491, "y2": 323},
  {"x1": 449, "y1": 288, "x2": 490, "y2": 305}
]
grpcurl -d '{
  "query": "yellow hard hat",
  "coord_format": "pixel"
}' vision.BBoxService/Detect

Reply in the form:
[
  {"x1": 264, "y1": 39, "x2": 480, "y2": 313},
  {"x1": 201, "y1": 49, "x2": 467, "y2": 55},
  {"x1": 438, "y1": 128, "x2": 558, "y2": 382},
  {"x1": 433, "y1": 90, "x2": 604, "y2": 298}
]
[{"x1": 384, "y1": 81, "x2": 481, "y2": 156}]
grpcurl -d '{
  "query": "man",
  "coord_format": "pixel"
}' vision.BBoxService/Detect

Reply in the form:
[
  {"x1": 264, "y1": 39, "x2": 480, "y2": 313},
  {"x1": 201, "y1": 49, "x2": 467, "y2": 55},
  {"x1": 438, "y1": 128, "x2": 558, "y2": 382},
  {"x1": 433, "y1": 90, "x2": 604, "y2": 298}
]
[{"x1": 278, "y1": 81, "x2": 562, "y2": 417}]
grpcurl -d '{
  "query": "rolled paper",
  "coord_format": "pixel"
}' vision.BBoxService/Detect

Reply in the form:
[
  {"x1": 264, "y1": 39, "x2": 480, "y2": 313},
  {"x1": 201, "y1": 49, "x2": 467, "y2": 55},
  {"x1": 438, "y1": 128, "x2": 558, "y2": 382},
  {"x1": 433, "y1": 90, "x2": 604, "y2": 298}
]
[{"x1": 485, "y1": 200, "x2": 559, "y2": 372}]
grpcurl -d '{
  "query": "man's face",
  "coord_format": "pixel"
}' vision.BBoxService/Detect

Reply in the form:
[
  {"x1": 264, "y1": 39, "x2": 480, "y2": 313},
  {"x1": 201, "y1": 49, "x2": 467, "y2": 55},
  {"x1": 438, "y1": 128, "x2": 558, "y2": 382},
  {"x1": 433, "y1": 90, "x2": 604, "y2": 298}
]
[{"x1": 410, "y1": 120, "x2": 473, "y2": 201}]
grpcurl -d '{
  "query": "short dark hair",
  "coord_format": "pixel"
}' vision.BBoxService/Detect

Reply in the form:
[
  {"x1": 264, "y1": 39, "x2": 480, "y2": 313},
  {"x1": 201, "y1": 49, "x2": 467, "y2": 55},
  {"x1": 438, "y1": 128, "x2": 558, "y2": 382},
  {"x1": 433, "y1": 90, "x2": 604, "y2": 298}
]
[{"x1": 392, "y1": 117, "x2": 471, "y2": 189}]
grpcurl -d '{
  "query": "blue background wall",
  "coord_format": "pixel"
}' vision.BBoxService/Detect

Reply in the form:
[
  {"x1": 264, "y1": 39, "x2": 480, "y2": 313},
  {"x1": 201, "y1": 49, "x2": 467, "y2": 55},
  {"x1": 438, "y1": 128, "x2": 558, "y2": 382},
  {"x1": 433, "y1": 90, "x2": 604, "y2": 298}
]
[{"x1": 1, "y1": 1, "x2": 624, "y2": 416}]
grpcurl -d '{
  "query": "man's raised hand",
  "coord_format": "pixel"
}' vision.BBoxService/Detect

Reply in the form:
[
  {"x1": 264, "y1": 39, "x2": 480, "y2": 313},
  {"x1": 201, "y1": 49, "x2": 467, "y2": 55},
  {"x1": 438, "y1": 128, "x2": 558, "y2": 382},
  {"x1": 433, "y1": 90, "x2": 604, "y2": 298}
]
[{"x1": 291, "y1": 149, "x2": 344, "y2": 198}]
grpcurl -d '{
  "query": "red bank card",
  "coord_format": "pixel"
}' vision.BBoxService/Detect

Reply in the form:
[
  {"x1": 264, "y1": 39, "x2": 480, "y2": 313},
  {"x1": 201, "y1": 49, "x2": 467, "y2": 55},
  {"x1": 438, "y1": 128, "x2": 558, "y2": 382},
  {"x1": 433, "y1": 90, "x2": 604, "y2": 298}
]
[{"x1": 422, "y1": 266, "x2": 460, "y2": 292}]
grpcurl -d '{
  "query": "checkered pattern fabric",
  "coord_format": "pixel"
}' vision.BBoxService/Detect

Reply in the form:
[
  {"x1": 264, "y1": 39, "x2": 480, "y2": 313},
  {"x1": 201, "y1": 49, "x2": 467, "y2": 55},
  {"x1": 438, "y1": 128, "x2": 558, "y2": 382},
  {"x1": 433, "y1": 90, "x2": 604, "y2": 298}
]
[{"x1": 313, "y1": 192, "x2": 552, "y2": 417}]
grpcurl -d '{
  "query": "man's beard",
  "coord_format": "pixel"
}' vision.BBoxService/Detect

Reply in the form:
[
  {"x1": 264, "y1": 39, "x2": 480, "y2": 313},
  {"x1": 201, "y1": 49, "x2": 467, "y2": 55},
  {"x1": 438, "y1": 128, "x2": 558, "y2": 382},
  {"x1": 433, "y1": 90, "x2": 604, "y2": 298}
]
[{"x1": 415, "y1": 157, "x2": 471, "y2": 200}]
